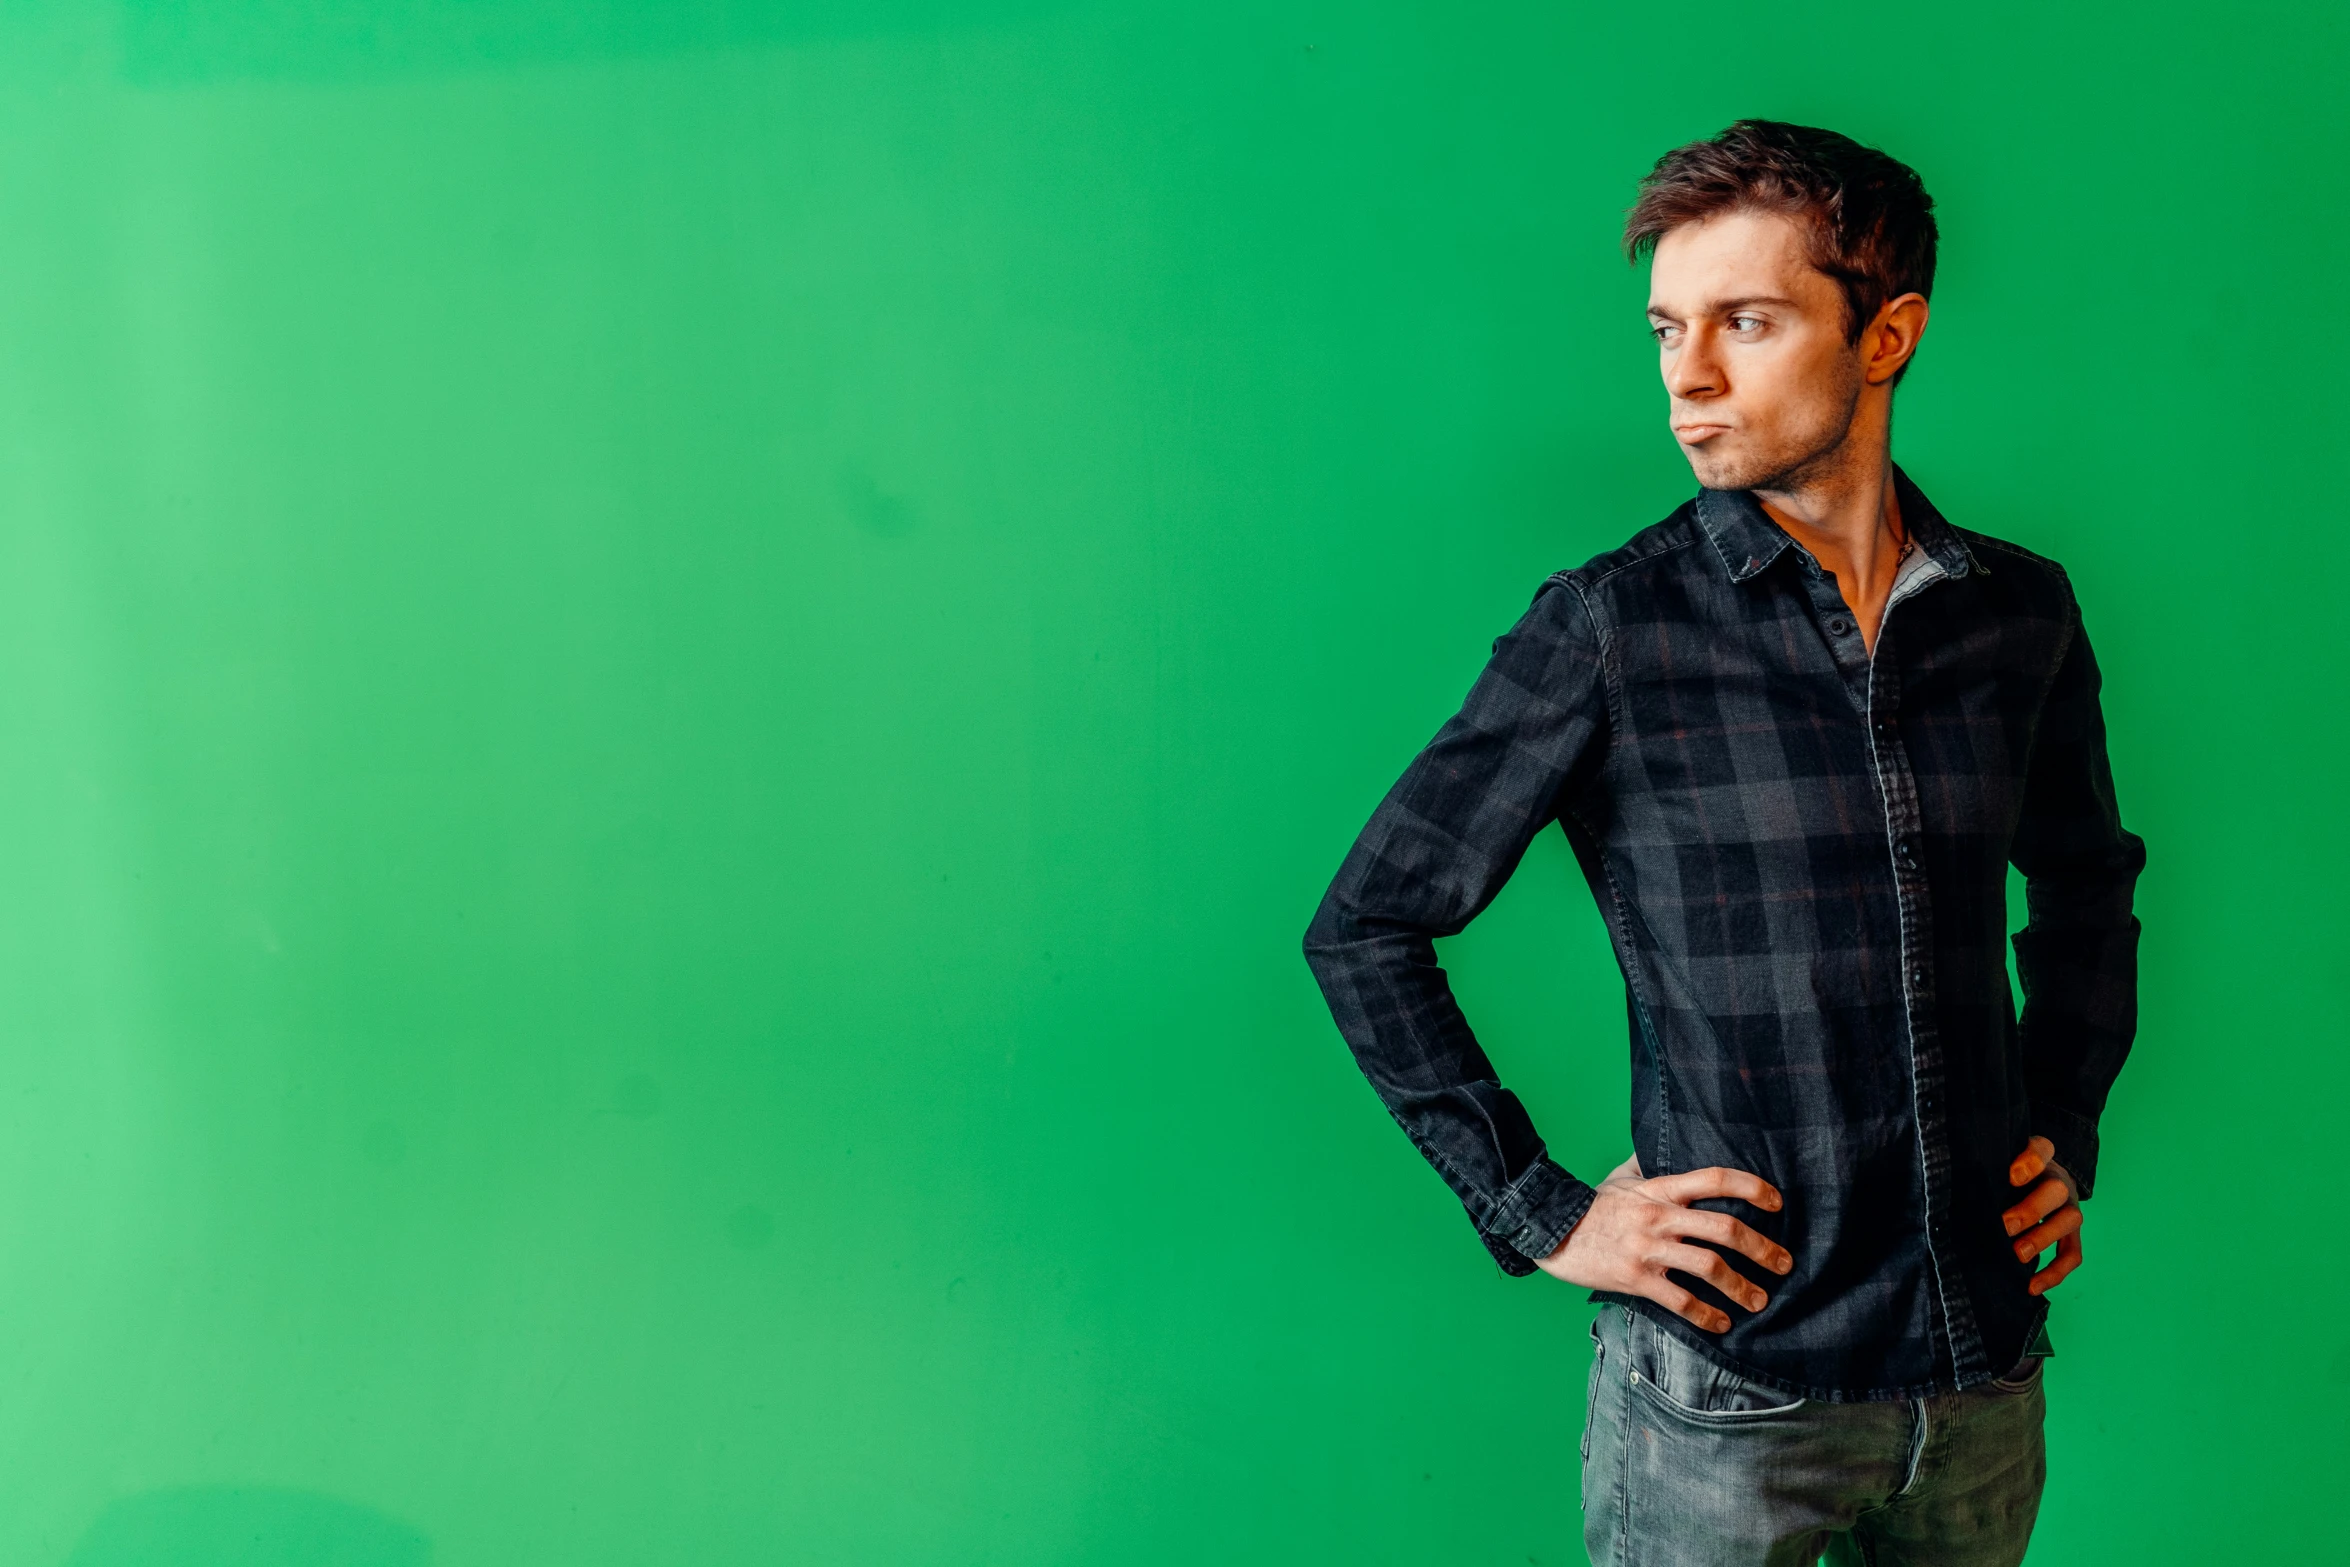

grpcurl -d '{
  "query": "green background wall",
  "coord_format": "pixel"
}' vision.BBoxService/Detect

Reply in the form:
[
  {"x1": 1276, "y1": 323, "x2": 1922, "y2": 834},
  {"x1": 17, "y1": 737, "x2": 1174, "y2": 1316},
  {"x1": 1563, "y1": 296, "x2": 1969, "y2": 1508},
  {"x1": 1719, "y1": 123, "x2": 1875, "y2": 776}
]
[{"x1": 0, "y1": 2, "x2": 2338, "y2": 1562}]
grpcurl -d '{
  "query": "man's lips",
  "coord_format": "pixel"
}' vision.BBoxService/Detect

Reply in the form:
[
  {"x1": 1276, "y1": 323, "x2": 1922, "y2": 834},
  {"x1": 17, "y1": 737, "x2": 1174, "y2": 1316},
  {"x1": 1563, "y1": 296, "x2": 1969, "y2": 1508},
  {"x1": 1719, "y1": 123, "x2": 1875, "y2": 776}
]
[{"x1": 1673, "y1": 423, "x2": 1732, "y2": 443}]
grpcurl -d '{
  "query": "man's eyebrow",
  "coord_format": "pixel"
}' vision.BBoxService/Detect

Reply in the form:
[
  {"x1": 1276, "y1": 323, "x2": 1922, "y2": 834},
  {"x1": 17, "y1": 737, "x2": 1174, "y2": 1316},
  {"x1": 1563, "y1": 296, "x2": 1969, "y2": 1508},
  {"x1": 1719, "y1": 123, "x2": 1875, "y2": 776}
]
[{"x1": 1647, "y1": 294, "x2": 1803, "y2": 317}]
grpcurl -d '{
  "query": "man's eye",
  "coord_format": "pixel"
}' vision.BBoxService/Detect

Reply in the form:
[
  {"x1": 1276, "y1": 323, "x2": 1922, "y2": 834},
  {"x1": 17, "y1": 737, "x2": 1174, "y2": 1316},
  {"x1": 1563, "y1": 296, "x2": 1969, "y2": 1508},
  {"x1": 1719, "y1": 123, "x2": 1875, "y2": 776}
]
[
  {"x1": 1730, "y1": 315, "x2": 1764, "y2": 332},
  {"x1": 1651, "y1": 323, "x2": 1680, "y2": 343}
]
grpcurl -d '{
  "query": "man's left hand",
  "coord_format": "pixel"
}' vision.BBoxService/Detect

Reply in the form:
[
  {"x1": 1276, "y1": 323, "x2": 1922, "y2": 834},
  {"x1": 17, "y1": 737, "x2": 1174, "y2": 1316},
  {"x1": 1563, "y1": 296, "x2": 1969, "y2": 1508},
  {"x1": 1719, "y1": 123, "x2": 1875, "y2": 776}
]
[{"x1": 2001, "y1": 1135, "x2": 2082, "y2": 1295}]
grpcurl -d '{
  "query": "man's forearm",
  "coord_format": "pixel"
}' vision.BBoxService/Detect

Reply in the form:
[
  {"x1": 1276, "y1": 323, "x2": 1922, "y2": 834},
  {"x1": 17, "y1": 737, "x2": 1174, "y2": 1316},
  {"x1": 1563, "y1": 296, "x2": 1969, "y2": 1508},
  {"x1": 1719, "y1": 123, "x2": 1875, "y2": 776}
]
[
  {"x1": 1304, "y1": 900, "x2": 1599, "y2": 1271},
  {"x1": 1302, "y1": 578, "x2": 1612, "y2": 1269},
  {"x1": 2009, "y1": 602, "x2": 2145, "y2": 1199}
]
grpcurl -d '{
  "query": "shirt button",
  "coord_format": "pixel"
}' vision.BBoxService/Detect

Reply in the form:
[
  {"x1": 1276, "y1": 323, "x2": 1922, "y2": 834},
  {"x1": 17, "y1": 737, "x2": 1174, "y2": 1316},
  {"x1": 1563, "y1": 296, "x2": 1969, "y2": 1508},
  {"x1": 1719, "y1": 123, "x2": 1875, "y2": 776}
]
[
  {"x1": 1912, "y1": 969, "x2": 1928, "y2": 987},
  {"x1": 1828, "y1": 618, "x2": 1850, "y2": 635}
]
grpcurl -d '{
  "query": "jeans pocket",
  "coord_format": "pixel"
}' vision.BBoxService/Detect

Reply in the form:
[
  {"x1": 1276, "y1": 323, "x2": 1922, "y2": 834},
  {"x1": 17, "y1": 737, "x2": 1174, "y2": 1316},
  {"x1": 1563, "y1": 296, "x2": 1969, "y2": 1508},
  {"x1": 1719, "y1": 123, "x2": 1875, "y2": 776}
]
[
  {"x1": 1630, "y1": 1311, "x2": 1807, "y2": 1421},
  {"x1": 1988, "y1": 1353, "x2": 2046, "y2": 1394}
]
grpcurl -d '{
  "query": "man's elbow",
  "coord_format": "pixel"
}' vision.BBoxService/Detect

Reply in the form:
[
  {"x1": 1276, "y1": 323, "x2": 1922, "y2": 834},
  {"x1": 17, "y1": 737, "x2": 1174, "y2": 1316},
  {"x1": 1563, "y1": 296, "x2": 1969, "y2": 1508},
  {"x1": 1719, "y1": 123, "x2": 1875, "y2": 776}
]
[{"x1": 1301, "y1": 892, "x2": 1350, "y2": 971}]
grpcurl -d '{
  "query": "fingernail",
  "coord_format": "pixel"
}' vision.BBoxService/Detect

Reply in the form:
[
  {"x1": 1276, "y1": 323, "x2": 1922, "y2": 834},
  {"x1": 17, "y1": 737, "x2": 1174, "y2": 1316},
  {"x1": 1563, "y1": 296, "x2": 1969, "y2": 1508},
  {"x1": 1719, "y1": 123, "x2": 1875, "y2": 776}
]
[{"x1": 2004, "y1": 1218, "x2": 2020, "y2": 1236}]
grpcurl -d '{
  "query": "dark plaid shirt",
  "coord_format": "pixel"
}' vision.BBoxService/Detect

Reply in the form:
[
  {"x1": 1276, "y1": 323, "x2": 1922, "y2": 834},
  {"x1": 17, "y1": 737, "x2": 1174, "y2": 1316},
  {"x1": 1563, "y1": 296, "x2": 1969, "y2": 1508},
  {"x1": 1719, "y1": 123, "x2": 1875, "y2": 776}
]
[{"x1": 1303, "y1": 468, "x2": 2143, "y2": 1401}]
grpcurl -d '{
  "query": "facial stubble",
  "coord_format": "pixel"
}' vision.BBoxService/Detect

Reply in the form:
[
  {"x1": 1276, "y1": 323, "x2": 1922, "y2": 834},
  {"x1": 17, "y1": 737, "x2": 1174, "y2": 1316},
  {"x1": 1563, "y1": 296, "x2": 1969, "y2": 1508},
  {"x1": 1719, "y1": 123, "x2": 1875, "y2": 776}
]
[{"x1": 1684, "y1": 350, "x2": 1868, "y2": 496}]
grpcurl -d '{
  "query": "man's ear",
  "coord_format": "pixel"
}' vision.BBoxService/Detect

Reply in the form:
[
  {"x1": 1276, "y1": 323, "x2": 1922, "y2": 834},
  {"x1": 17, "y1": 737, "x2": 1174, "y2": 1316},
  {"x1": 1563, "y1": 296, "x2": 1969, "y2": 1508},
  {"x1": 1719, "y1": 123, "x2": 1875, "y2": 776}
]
[{"x1": 1863, "y1": 292, "x2": 1930, "y2": 386}]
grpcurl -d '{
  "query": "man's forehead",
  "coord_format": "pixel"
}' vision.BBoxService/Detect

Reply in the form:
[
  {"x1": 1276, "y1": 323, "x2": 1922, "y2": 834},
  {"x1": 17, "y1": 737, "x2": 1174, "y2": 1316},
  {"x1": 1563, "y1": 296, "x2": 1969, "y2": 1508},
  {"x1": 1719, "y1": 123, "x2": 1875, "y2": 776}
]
[{"x1": 1646, "y1": 210, "x2": 1828, "y2": 311}]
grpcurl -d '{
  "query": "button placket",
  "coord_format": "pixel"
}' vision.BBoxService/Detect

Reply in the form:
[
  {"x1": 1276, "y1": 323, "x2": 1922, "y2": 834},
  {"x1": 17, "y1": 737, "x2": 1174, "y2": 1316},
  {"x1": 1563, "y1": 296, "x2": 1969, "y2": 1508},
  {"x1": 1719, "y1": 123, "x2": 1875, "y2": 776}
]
[{"x1": 1865, "y1": 646, "x2": 1987, "y2": 1382}]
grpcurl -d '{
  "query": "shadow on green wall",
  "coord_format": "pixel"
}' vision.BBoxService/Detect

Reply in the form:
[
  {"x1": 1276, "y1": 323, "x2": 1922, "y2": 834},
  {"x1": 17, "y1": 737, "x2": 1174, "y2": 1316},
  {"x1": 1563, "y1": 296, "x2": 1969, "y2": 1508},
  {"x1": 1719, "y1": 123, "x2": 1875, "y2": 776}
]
[{"x1": 65, "y1": 1488, "x2": 428, "y2": 1567}]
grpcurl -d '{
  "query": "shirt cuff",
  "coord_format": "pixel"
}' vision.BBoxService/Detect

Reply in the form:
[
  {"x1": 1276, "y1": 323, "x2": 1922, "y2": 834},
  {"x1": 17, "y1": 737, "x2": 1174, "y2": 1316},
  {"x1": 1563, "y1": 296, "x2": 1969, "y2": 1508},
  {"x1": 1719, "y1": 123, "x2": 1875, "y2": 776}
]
[
  {"x1": 2029, "y1": 1104, "x2": 2103, "y2": 1200},
  {"x1": 1481, "y1": 1157, "x2": 1599, "y2": 1275}
]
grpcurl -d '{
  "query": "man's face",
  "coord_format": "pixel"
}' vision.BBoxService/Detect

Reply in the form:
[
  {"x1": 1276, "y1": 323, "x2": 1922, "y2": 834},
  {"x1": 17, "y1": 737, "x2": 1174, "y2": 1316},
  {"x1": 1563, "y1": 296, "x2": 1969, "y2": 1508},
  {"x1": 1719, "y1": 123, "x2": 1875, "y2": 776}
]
[{"x1": 1646, "y1": 208, "x2": 1865, "y2": 492}]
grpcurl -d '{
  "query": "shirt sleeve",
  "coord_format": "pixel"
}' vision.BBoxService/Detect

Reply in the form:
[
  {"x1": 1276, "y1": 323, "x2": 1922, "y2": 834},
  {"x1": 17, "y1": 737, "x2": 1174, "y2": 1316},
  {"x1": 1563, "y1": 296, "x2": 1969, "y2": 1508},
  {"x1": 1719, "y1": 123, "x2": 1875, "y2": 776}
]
[
  {"x1": 2008, "y1": 592, "x2": 2146, "y2": 1200},
  {"x1": 1302, "y1": 576, "x2": 1611, "y2": 1274}
]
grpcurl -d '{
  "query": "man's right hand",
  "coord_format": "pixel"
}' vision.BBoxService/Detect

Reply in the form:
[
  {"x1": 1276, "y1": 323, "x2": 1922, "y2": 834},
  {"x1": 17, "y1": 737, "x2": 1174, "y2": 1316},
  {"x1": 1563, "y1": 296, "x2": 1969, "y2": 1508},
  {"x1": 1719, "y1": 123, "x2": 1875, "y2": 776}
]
[{"x1": 1534, "y1": 1155, "x2": 1792, "y2": 1333}]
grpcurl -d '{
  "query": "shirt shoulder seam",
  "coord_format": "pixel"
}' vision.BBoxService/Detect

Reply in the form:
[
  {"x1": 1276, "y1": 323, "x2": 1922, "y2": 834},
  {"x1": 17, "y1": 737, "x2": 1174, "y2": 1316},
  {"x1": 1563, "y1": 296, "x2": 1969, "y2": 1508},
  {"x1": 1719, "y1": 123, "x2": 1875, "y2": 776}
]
[
  {"x1": 1541, "y1": 566, "x2": 1629, "y2": 750},
  {"x1": 1962, "y1": 531, "x2": 2070, "y2": 581},
  {"x1": 1548, "y1": 529, "x2": 1706, "y2": 597}
]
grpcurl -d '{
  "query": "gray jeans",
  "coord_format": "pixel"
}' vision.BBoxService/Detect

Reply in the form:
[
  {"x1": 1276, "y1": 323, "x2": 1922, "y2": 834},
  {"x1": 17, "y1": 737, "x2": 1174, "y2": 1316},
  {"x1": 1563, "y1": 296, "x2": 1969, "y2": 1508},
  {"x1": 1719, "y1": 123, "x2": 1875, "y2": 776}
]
[{"x1": 1580, "y1": 1305, "x2": 2047, "y2": 1567}]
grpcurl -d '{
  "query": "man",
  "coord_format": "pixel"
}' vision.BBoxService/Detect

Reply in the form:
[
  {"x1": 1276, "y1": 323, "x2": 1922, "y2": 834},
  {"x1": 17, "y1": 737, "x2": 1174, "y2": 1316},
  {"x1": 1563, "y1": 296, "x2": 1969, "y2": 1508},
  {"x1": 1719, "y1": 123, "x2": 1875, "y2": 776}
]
[{"x1": 1302, "y1": 121, "x2": 2142, "y2": 1566}]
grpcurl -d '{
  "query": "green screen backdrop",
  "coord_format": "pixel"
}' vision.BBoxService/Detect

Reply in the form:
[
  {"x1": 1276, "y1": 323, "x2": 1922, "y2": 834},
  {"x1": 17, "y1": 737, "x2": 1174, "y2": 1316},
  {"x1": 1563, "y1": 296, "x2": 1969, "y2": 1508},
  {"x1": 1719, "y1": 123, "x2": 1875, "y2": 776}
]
[{"x1": 0, "y1": 2, "x2": 2339, "y2": 1562}]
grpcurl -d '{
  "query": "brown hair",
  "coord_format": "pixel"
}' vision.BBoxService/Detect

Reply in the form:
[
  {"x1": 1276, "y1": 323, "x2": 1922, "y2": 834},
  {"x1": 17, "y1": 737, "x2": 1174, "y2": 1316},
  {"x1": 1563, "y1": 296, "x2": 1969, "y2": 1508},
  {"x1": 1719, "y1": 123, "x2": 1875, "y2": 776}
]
[{"x1": 1624, "y1": 120, "x2": 1938, "y2": 361}]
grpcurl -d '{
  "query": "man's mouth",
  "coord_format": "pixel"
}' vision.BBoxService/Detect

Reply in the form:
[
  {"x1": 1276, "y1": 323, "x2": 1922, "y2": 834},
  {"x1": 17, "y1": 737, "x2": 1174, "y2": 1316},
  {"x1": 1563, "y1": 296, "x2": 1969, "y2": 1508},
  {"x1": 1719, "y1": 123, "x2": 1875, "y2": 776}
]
[{"x1": 1673, "y1": 423, "x2": 1732, "y2": 444}]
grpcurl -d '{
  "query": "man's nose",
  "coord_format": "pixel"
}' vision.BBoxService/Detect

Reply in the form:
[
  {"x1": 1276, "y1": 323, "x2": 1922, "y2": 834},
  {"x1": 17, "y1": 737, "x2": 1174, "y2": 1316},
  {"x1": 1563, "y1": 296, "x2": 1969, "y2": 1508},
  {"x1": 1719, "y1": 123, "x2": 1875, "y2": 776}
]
[{"x1": 1666, "y1": 327, "x2": 1723, "y2": 400}]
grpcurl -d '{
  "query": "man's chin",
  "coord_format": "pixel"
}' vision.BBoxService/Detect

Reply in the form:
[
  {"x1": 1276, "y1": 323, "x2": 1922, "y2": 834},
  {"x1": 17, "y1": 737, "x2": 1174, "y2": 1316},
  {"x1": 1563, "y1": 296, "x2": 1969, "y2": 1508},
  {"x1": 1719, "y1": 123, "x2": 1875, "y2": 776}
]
[
  {"x1": 1682, "y1": 448, "x2": 1760, "y2": 492},
  {"x1": 1683, "y1": 444, "x2": 1806, "y2": 494}
]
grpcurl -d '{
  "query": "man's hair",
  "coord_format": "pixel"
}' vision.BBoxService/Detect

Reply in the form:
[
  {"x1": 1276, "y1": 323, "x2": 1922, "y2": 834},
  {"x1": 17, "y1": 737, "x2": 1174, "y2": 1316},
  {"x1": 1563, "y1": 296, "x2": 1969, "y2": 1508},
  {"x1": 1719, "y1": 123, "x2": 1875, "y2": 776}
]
[{"x1": 1624, "y1": 120, "x2": 1938, "y2": 357}]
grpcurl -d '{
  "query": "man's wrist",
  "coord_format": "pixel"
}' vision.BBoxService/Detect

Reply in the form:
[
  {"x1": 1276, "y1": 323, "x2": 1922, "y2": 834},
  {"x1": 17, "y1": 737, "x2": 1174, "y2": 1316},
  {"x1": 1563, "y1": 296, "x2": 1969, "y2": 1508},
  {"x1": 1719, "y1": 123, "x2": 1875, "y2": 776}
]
[
  {"x1": 1485, "y1": 1157, "x2": 1598, "y2": 1268},
  {"x1": 2027, "y1": 1104, "x2": 2102, "y2": 1199},
  {"x1": 2048, "y1": 1158, "x2": 2082, "y2": 1205}
]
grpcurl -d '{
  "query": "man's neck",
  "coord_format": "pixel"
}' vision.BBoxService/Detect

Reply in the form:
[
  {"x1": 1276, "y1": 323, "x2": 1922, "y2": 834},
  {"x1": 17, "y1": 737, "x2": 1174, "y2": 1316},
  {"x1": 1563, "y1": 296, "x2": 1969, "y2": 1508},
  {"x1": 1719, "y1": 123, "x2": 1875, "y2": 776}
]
[{"x1": 1754, "y1": 439, "x2": 1908, "y2": 653}]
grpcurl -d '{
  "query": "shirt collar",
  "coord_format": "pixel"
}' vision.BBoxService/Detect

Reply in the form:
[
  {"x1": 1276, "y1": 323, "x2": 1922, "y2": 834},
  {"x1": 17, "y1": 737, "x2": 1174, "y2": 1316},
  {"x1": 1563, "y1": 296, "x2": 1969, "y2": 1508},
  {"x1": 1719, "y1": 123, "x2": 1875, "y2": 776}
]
[{"x1": 1694, "y1": 463, "x2": 1985, "y2": 584}]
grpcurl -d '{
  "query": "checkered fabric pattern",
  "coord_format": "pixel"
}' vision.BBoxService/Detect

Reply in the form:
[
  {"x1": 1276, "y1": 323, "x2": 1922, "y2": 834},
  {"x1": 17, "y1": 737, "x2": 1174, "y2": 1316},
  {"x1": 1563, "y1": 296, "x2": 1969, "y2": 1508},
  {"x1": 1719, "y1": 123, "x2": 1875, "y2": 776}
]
[{"x1": 1303, "y1": 467, "x2": 2143, "y2": 1401}]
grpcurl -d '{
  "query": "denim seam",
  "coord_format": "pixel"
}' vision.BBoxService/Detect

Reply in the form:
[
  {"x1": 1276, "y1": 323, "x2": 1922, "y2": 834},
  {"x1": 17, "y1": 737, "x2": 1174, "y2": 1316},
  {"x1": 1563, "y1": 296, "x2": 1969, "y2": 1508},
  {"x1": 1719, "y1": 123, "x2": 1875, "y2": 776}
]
[
  {"x1": 1627, "y1": 986, "x2": 1670, "y2": 1179},
  {"x1": 1613, "y1": 1308, "x2": 1633, "y2": 1567},
  {"x1": 1561, "y1": 814, "x2": 1672, "y2": 1178},
  {"x1": 1385, "y1": 1114, "x2": 1487, "y2": 1234},
  {"x1": 1549, "y1": 569, "x2": 1625, "y2": 741},
  {"x1": 1560, "y1": 536, "x2": 1708, "y2": 1191},
  {"x1": 1572, "y1": 529, "x2": 1708, "y2": 596},
  {"x1": 1629, "y1": 1380, "x2": 1810, "y2": 1427},
  {"x1": 1580, "y1": 1317, "x2": 1604, "y2": 1511},
  {"x1": 1554, "y1": 567, "x2": 1652, "y2": 1172},
  {"x1": 1966, "y1": 532, "x2": 2069, "y2": 584},
  {"x1": 1487, "y1": 1156, "x2": 1562, "y2": 1246}
]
